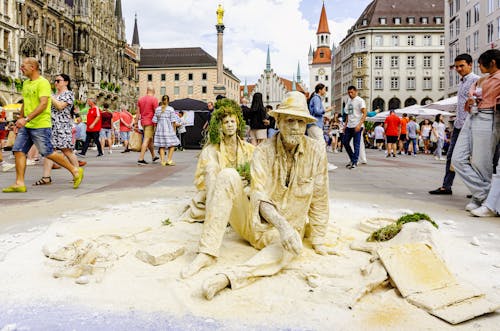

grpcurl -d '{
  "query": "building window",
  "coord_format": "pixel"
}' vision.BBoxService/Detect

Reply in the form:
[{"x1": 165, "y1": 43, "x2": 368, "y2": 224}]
[
  {"x1": 356, "y1": 78, "x2": 363, "y2": 89},
  {"x1": 407, "y1": 56, "x2": 415, "y2": 68},
  {"x1": 325, "y1": 86, "x2": 329, "y2": 92},
  {"x1": 320, "y1": 51, "x2": 324, "y2": 58},
  {"x1": 473, "y1": 30, "x2": 479, "y2": 50},
  {"x1": 421, "y1": 17, "x2": 429, "y2": 24},
  {"x1": 455, "y1": 0, "x2": 460, "y2": 11},
  {"x1": 498, "y1": 17, "x2": 500, "y2": 39},
  {"x1": 160, "y1": 86, "x2": 166, "y2": 95},
  {"x1": 147, "y1": 74, "x2": 152, "y2": 82},
  {"x1": 374, "y1": 77, "x2": 383, "y2": 90},
  {"x1": 407, "y1": 17, "x2": 415, "y2": 24},
  {"x1": 174, "y1": 86, "x2": 180, "y2": 95},
  {"x1": 439, "y1": 77, "x2": 445, "y2": 90},
  {"x1": 325, "y1": 75, "x2": 329, "y2": 80},
  {"x1": 188, "y1": 73, "x2": 193, "y2": 81},
  {"x1": 435, "y1": 17, "x2": 442, "y2": 24},
  {"x1": 359, "y1": 37, "x2": 366, "y2": 49},
  {"x1": 423, "y1": 35, "x2": 432, "y2": 46},
  {"x1": 449, "y1": 1, "x2": 454, "y2": 16},
  {"x1": 174, "y1": 73, "x2": 180, "y2": 81},
  {"x1": 450, "y1": 21, "x2": 454, "y2": 39},
  {"x1": 449, "y1": 71, "x2": 454, "y2": 88},
  {"x1": 390, "y1": 56, "x2": 399, "y2": 68},
  {"x1": 423, "y1": 77, "x2": 432, "y2": 90},
  {"x1": 407, "y1": 77, "x2": 416, "y2": 90},
  {"x1": 325, "y1": 97, "x2": 329, "y2": 103},
  {"x1": 474, "y1": 3, "x2": 480, "y2": 23},
  {"x1": 375, "y1": 56, "x2": 383, "y2": 68},
  {"x1": 380, "y1": 17, "x2": 387, "y2": 24},
  {"x1": 466, "y1": 35, "x2": 471, "y2": 53},
  {"x1": 488, "y1": 0, "x2": 494, "y2": 14},
  {"x1": 391, "y1": 77, "x2": 399, "y2": 89},
  {"x1": 161, "y1": 73, "x2": 166, "y2": 81},
  {"x1": 423, "y1": 56, "x2": 432, "y2": 68},
  {"x1": 407, "y1": 35, "x2": 415, "y2": 46},
  {"x1": 315, "y1": 75, "x2": 319, "y2": 81},
  {"x1": 391, "y1": 35, "x2": 399, "y2": 46},
  {"x1": 440, "y1": 34, "x2": 445, "y2": 46},
  {"x1": 362, "y1": 19, "x2": 368, "y2": 26},
  {"x1": 439, "y1": 55, "x2": 445, "y2": 68},
  {"x1": 466, "y1": 10, "x2": 471, "y2": 29},
  {"x1": 202, "y1": 86, "x2": 207, "y2": 94},
  {"x1": 455, "y1": 18, "x2": 460, "y2": 36},
  {"x1": 187, "y1": 86, "x2": 193, "y2": 94},
  {"x1": 375, "y1": 35, "x2": 383, "y2": 46},
  {"x1": 394, "y1": 17, "x2": 401, "y2": 24},
  {"x1": 357, "y1": 57, "x2": 363, "y2": 68},
  {"x1": 202, "y1": 73, "x2": 207, "y2": 80},
  {"x1": 487, "y1": 22, "x2": 494, "y2": 43}
]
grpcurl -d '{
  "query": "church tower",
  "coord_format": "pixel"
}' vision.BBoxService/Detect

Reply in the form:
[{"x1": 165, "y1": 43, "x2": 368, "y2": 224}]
[
  {"x1": 131, "y1": 14, "x2": 141, "y2": 62},
  {"x1": 308, "y1": 2, "x2": 332, "y2": 108}
]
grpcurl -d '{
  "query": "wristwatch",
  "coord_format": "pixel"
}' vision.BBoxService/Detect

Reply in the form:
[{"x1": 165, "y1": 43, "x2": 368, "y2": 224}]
[{"x1": 25, "y1": 117, "x2": 30, "y2": 122}]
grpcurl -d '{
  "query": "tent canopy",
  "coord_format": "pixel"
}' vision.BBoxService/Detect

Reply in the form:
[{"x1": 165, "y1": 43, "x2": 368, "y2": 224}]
[
  {"x1": 1, "y1": 103, "x2": 22, "y2": 112},
  {"x1": 423, "y1": 96, "x2": 457, "y2": 112},
  {"x1": 169, "y1": 98, "x2": 208, "y2": 111},
  {"x1": 366, "y1": 106, "x2": 453, "y2": 122}
]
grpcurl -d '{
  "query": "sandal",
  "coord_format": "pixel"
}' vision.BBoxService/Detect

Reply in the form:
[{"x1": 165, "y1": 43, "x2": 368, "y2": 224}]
[{"x1": 33, "y1": 176, "x2": 52, "y2": 186}]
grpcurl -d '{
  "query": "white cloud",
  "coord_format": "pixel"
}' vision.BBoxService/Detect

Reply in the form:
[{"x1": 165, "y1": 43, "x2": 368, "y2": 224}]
[{"x1": 123, "y1": 0, "x2": 360, "y2": 90}]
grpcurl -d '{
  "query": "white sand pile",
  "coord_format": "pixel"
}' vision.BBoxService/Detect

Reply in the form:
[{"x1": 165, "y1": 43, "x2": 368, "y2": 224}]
[{"x1": 0, "y1": 188, "x2": 499, "y2": 330}]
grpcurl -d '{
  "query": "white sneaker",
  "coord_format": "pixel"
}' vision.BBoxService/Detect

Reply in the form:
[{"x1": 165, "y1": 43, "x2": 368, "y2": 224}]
[
  {"x1": 470, "y1": 206, "x2": 497, "y2": 217},
  {"x1": 109, "y1": 150, "x2": 113, "y2": 154},
  {"x1": 465, "y1": 201, "x2": 481, "y2": 211},
  {"x1": 434, "y1": 156, "x2": 439, "y2": 160},
  {"x1": 439, "y1": 157, "x2": 446, "y2": 161},
  {"x1": 26, "y1": 159, "x2": 36, "y2": 166},
  {"x1": 327, "y1": 163, "x2": 338, "y2": 171},
  {"x1": 1, "y1": 162, "x2": 15, "y2": 172}
]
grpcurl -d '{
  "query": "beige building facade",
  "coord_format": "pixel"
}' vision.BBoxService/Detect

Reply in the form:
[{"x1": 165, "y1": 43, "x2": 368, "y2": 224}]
[
  {"x1": 445, "y1": 0, "x2": 500, "y2": 96},
  {"x1": 333, "y1": 0, "x2": 446, "y2": 112},
  {"x1": 138, "y1": 47, "x2": 239, "y2": 103}
]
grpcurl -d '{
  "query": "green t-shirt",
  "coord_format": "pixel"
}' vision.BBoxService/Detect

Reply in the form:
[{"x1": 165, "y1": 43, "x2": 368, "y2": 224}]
[{"x1": 22, "y1": 77, "x2": 52, "y2": 129}]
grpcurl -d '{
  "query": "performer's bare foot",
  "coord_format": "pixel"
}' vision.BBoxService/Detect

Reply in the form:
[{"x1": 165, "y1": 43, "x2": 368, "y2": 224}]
[
  {"x1": 202, "y1": 274, "x2": 230, "y2": 300},
  {"x1": 180, "y1": 253, "x2": 215, "y2": 279}
]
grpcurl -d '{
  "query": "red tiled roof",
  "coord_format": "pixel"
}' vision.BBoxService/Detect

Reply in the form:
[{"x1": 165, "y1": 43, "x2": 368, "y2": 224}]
[
  {"x1": 317, "y1": 4, "x2": 330, "y2": 34},
  {"x1": 279, "y1": 78, "x2": 305, "y2": 93},
  {"x1": 312, "y1": 47, "x2": 332, "y2": 65}
]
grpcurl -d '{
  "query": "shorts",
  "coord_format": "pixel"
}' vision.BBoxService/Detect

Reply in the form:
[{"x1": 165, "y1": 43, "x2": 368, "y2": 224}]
[
  {"x1": 0, "y1": 130, "x2": 6, "y2": 140},
  {"x1": 250, "y1": 129, "x2": 267, "y2": 140},
  {"x1": 120, "y1": 131, "x2": 131, "y2": 142},
  {"x1": 12, "y1": 127, "x2": 54, "y2": 156},
  {"x1": 386, "y1": 135, "x2": 398, "y2": 144},
  {"x1": 399, "y1": 134, "x2": 407, "y2": 141},
  {"x1": 375, "y1": 139, "x2": 384, "y2": 144},
  {"x1": 99, "y1": 128, "x2": 112, "y2": 139},
  {"x1": 143, "y1": 125, "x2": 154, "y2": 140}
]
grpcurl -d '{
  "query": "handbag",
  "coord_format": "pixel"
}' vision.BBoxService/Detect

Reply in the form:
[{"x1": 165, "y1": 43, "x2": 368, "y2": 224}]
[
  {"x1": 430, "y1": 131, "x2": 438, "y2": 143},
  {"x1": 129, "y1": 130, "x2": 143, "y2": 151}
]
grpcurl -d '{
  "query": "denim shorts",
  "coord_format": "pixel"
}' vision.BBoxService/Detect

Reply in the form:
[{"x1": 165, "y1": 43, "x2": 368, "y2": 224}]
[
  {"x1": 12, "y1": 127, "x2": 54, "y2": 156},
  {"x1": 120, "y1": 131, "x2": 131, "y2": 141},
  {"x1": 99, "y1": 128, "x2": 112, "y2": 139}
]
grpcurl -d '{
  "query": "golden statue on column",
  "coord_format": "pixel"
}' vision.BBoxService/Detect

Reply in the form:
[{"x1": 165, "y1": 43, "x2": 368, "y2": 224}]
[{"x1": 216, "y1": 4, "x2": 224, "y2": 25}]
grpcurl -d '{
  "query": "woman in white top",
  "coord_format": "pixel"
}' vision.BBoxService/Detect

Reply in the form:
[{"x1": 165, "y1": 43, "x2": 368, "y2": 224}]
[
  {"x1": 420, "y1": 119, "x2": 432, "y2": 154},
  {"x1": 432, "y1": 114, "x2": 446, "y2": 161}
]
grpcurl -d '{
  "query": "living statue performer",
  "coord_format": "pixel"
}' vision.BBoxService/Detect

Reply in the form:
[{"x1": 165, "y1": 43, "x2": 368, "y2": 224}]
[
  {"x1": 179, "y1": 99, "x2": 254, "y2": 223},
  {"x1": 181, "y1": 91, "x2": 335, "y2": 299}
]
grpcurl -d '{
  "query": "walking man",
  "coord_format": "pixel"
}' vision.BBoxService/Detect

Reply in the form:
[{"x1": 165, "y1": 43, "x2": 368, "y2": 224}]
[
  {"x1": 384, "y1": 110, "x2": 400, "y2": 157},
  {"x1": 2, "y1": 57, "x2": 83, "y2": 193},
  {"x1": 119, "y1": 106, "x2": 133, "y2": 153},
  {"x1": 78, "y1": 99, "x2": 103, "y2": 157},
  {"x1": 429, "y1": 54, "x2": 479, "y2": 195},
  {"x1": 343, "y1": 86, "x2": 367, "y2": 169},
  {"x1": 137, "y1": 86, "x2": 159, "y2": 165}
]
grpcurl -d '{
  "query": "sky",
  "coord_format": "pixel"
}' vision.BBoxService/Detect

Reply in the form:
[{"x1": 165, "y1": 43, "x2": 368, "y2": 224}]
[{"x1": 121, "y1": 0, "x2": 372, "y2": 89}]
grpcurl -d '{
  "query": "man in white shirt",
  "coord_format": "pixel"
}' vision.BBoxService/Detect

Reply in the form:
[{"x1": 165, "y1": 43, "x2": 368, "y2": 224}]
[{"x1": 342, "y1": 86, "x2": 367, "y2": 169}]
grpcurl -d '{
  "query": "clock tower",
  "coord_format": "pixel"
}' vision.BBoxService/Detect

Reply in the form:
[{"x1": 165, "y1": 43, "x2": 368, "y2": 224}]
[{"x1": 308, "y1": 2, "x2": 332, "y2": 110}]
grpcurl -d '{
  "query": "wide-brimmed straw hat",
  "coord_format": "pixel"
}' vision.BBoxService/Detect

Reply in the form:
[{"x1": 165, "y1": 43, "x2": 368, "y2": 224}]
[{"x1": 269, "y1": 91, "x2": 317, "y2": 124}]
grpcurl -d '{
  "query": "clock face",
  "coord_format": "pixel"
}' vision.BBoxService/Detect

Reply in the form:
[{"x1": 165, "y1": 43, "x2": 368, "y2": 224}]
[{"x1": 318, "y1": 68, "x2": 325, "y2": 75}]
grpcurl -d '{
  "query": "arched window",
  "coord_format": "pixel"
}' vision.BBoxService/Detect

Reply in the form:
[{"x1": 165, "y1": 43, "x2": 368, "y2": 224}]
[
  {"x1": 404, "y1": 98, "x2": 417, "y2": 107},
  {"x1": 372, "y1": 98, "x2": 385, "y2": 112},
  {"x1": 421, "y1": 97, "x2": 433, "y2": 105},
  {"x1": 388, "y1": 97, "x2": 401, "y2": 110}
]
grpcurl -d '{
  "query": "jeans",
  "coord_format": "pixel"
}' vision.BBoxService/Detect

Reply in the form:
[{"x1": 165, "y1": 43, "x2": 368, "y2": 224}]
[
  {"x1": 80, "y1": 131, "x2": 103, "y2": 155},
  {"x1": 434, "y1": 138, "x2": 444, "y2": 158},
  {"x1": 343, "y1": 127, "x2": 363, "y2": 165},
  {"x1": 442, "y1": 127, "x2": 461, "y2": 190},
  {"x1": 452, "y1": 113, "x2": 494, "y2": 203},
  {"x1": 405, "y1": 137, "x2": 418, "y2": 155},
  {"x1": 12, "y1": 127, "x2": 53, "y2": 156}
]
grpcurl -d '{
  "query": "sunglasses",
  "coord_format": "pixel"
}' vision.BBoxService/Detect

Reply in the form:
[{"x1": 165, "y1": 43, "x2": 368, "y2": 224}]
[{"x1": 54, "y1": 79, "x2": 65, "y2": 83}]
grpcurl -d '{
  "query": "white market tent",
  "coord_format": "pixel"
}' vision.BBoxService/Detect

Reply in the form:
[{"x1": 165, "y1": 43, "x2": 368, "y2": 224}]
[{"x1": 366, "y1": 104, "x2": 454, "y2": 122}]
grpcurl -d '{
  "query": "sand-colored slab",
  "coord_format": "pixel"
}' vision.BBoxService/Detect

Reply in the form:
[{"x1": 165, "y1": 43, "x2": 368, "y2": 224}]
[
  {"x1": 377, "y1": 243, "x2": 457, "y2": 298},
  {"x1": 135, "y1": 244, "x2": 185, "y2": 266},
  {"x1": 407, "y1": 284, "x2": 484, "y2": 311},
  {"x1": 429, "y1": 296, "x2": 500, "y2": 325}
]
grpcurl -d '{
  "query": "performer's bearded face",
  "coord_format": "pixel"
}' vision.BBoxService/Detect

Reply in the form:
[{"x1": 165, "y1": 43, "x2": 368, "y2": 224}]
[
  {"x1": 278, "y1": 115, "x2": 306, "y2": 146},
  {"x1": 221, "y1": 115, "x2": 238, "y2": 137}
]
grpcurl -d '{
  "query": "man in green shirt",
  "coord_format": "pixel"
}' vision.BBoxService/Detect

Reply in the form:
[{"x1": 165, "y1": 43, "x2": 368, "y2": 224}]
[{"x1": 2, "y1": 57, "x2": 83, "y2": 193}]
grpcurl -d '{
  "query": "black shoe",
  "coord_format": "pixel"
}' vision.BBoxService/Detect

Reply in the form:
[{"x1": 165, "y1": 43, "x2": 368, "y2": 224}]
[
  {"x1": 121, "y1": 149, "x2": 129, "y2": 153},
  {"x1": 345, "y1": 162, "x2": 352, "y2": 168},
  {"x1": 392, "y1": 154, "x2": 396, "y2": 157},
  {"x1": 138, "y1": 159, "x2": 148, "y2": 165},
  {"x1": 429, "y1": 187, "x2": 452, "y2": 195},
  {"x1": 466, "y1": 194, "x2": 472, "y2": 199},
  {"x1": 152, "y1": 156, "x2": 160, "y2": 163},
  {"x1": 386, "y1": 154, "x2": 391, "y2": 158},
  {"x1": 348, "y1": 163, "x2": 357, "y2": 169},
  {"x1": 96, "y1": 153, "x2": 104, "y2": 157}
]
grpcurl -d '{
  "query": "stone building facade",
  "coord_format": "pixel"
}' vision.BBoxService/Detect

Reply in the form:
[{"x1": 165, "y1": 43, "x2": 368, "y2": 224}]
[
  {"x1": 138, "y1": 47, "x2": 240, "y2": 103},
  {"x1": 445, "y1": 0, "x2": 500, "y2": 97},
  {"x1": 333, "y1": 0, "x2": 445, "y2": 112},
  {"x1": 0, "y1": 0, "x2": 139, "y2": 111}
]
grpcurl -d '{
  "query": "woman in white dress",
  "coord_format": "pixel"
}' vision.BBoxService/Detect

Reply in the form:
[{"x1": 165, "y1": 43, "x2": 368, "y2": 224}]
[{"x1": 153, "y1": 95, "x2": 180, "y2": 166}]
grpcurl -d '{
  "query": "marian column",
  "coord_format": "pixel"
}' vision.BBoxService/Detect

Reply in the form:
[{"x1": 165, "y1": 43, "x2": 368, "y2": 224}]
[{"x1": 214, "y1": 4, "x2": 226, "y2": 97}]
